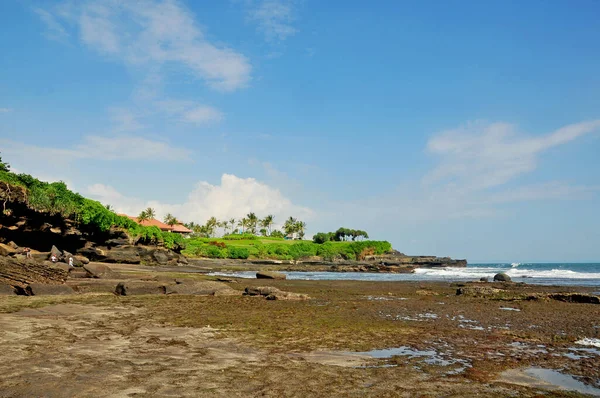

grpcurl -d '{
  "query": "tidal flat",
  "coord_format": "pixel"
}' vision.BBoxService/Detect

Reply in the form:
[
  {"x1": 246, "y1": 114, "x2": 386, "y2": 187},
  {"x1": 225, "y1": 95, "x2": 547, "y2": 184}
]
[{"x1": 1, "y1": 271, "x2": 599, "y2": 397}]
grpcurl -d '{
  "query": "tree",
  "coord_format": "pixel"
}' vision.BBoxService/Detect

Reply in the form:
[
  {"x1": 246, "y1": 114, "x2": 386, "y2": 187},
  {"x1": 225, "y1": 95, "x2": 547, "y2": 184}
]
[
  {"x1": 246, "y1": 212, "x2": 258, "y2": 235},
  {"x1": 270, "y1": 230, "x2": 285, "y2": 238},
  {"x1": 164, "y1": 213, "x2": 178, "y2": 226},
  {"x1": 262, "y1": 215, "x2": 274, "y2": 235},
  {"x1": 295, "y1": 221, "x2": 306, "y2": 240},
  {"x1": 205, "y1": 216, "x2": 218, "y2": 237},
  {"x1": 313, "y1": 232, "x2": 333, "y2": 244},
  {"x1": 0, "y1": 153, "x2": 10, "y2": 172},
  {"x1": 105, "y1": 204, "x2": 114, "y2": 212},
  {"x1": 218, "y1": 220, "x2": 228, "y2": 235},
  {"x1": 237, "y1": 218, "x2": 247, "y2": 234},
  {"x1": 137, "y1": 210, "x2": 149, "y2": 223},
  {"x1": 144, "y1": 207, "x2": 156, "y2": 219},
  {"x1": 283, "y1": 217, "x2": 297, "y2": 236},
  {"x1": 259, "y1": 228, "x2": 268, "y2": 236},
  {"x1": 229, "y1": 218, "x2": 236, "y2": 234}
]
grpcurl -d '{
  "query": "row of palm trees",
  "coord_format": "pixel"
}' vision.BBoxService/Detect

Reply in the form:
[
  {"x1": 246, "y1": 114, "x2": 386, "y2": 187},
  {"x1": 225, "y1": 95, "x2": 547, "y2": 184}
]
[
  {"x1": 185, "y1": 213, "x2": 276, "y2": 238},
  {"x1": 133, "y1": 207, "x2": 307, "y2": 239}
]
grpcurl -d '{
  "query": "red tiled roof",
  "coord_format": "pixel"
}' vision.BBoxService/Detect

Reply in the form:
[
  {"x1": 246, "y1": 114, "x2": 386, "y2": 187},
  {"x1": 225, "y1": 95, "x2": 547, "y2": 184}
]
[
  {"x1": 119, "y1": 214, "x2": 192, "y2": 233},
  {"x1": 171, "y1": 223, "x2": 193, "y2": 233}
]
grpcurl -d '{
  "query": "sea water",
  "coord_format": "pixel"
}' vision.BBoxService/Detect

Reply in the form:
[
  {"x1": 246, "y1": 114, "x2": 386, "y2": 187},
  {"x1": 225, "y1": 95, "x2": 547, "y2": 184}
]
[{"x1": 209, "y1": 263, "x2": 600, "y2": 287}]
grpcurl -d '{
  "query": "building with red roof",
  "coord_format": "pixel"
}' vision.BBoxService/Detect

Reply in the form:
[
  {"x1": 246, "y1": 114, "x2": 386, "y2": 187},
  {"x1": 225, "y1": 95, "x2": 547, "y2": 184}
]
[{"x1": 119, "y1": 214, "x2": 193, "y2": 235}]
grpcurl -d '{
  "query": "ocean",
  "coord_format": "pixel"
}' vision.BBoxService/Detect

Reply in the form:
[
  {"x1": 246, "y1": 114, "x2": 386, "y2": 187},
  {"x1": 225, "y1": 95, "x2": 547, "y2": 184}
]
[{"x1": 209, "y1": 263, "x2": 600, "y2": 288}]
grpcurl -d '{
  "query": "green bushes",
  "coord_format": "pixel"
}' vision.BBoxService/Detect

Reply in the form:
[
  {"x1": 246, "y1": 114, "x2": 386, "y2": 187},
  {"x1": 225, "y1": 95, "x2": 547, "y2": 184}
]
[
  {"x1": 182, "y1": 237, "x2": 392, "y2": 261},
  {"x1": 0, "y1": 170, "x2": 185, "y2": 250},
  {"x1": 227, "y1": 247, "x2": 249, "y2": 259}
]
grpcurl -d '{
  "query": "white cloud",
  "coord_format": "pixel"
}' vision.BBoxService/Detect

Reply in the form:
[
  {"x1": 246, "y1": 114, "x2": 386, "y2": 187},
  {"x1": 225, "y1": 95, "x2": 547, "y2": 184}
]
[
  {"x1": 0, "y1": 108, "x2": 13, "y2": 113},
  {"x1": 183, "y1": 106, "x2": 224, "y2": 125},
  {"x1": 1, "y1": 135, "x2": 191, "y2": 162},
  {"x1": 424, "y1": 120, "x2": 600, "y2": 190},
  {"x1": 109, "y1": 108, "x2": 145, "y2": 132},
  {"x1": 37, "y1": 0, "x2": 251, "y2": 91},
  {"x1": 87, "y1": 173, "x2": 313, "y2": 226},
  {"x1": 33, "y1": 7, "x2": 69, "y2": 42},
  {"x1": 249, "y1": 0, "x2": 297, "y2": 42},
  {"x1": 157, "y1": 100, "x2": 224, "y2": 125}
]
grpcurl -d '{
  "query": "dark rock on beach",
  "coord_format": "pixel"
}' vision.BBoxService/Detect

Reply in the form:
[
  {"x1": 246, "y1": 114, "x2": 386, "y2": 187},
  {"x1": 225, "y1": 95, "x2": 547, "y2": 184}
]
[
  {"x1": 494, "y1": 273, "x2": 512, "y2": 282},
  {"x1": 25, "y1": 283, "x2": 75, "y2": 296}
]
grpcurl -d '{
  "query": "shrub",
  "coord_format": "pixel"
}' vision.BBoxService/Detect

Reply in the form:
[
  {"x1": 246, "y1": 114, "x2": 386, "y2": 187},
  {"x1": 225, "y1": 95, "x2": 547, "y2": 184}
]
[
  {"x1": 209, "y1": 241, "x2": 226, "y2": 249},
  {"x1": 227, "y1": 247, "x2": 249, "y2": 259},
  {"x1": 0, "y1": 170, "x2": 185, "y2": 250}
]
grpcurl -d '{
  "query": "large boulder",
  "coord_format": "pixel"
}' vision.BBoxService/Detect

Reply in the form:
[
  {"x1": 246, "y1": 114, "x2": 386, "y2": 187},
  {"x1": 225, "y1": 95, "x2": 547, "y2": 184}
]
[
  {"x1": 0, "y1": 284, "x2": 16, "y2": 295},
  {"x1": 0, "y1": 243, "x2": 17, "y2": 257},
  {"x1": 256, "y1": 271, "x2": 287, "y2": 280},
  {"x1": 493, "y1": 273, "x2": 512, "y2": 282},
  {"x1": 79, "y1": 246, "x2": 141, "y2": 264},
  {"x1": 25, "y1": 283, "x2": 75, "y2": 296},
  {"x1": 50, "y1": 245, "x2": 62, "y2": 259},
  {"x1": 83, "y1": 263, "x2": 118, "y2": 279},
  {"x1": 164, "y1": 281, "x2": 240, "y2": 296},
  {"x1": 114, "y1": 281, "x2": 166, "y2": 296},
  {"x1": 152, "y1": 250, "x2": 170, "y2": 265}
]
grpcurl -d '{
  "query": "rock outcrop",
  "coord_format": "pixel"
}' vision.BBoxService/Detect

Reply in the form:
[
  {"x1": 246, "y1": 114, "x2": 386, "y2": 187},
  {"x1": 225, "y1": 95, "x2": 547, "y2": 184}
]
[
  {"x1": 0, "y1": 256, "x2": 68, "y2": 288},
  {"x1": 244, "y1": 286, "x2": 309, "y2": 300},
  {"x1": 256, "y1": 271, "x2": 287, "y2": 280}
]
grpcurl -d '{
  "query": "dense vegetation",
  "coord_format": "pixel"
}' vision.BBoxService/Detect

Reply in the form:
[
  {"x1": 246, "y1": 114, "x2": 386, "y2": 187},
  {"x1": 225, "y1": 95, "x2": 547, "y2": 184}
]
[
  {"x1": 0, "y1": 169, "x2": 184, "y2": 249},
  {"x1": 182, "y1": 237, "x2": 391, "y2": 261},
  {"x1": 313, "y1": 227, "x2": 369, "y2": 244},
  {"x1": 184, "y1": 214, "x2": 305, "y2": 239}
]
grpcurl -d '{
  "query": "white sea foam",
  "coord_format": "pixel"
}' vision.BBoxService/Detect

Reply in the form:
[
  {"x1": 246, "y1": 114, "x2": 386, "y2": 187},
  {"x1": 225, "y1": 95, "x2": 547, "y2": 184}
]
[
  {"x1": 511, "y1": 263, "x2": 521, "y2": 268},
  {"x1": 575, "y1": 338, "x2": 600, "y2": 348},
  {"x1": 414, "y1": 267, "x2": 600, "y2": 280}
]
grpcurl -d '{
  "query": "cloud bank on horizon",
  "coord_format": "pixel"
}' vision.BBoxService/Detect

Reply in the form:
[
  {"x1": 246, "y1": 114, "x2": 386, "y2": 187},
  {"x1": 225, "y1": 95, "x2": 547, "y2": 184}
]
[{"x1": 1, "y1": 0, "x2": 599, "y2": 262}]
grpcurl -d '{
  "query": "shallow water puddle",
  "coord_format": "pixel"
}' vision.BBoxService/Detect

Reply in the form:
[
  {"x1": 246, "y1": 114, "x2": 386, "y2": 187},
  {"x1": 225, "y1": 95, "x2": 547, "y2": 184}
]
[
  {"x1": 499, "y1": 368, "x2": 600, "y2": 396},
  {"x1": 296, "y1": 344, "x2": 471, "y2": 373},
  {"x1": 499, "y1": 307, "x2": 521, "y2": 312},
  {"x1": 352, "y1": 345, "x2": 471, "y2": 372}
]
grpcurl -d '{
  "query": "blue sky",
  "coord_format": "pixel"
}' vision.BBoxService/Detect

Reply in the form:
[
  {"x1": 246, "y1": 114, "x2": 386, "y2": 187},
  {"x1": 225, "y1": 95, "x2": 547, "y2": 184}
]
[{"x1": 1, "y1": 0, "x2": 599, "y2": 262}]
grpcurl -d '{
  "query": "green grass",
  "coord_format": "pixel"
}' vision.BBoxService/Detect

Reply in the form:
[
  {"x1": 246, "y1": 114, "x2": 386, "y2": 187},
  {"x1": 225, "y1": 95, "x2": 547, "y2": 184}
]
[{"x1": 182, "y1": 237, "x2": 392, "y2": 261}]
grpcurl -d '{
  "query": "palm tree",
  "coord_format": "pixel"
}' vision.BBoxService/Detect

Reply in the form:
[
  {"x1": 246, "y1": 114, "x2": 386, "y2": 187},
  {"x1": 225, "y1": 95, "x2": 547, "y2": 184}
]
[
  {"x1": 137, "y1": 210, "x2": 149, "y2": 224},
  {"x1": 229, "y1": 218, "x2": 236, "y2": 234},
  {"x1": 164, "y1": 213, "x2": 178, "y2": 226},
  {"x1": 295, "y1": 221, "x2": 307, "y2": 240},
  {"x1": 145, "y1": 207, "x2": 156, "y2": 219},
  {"x1": 283, "y1": 216, "x2": 297, "y2": 236},
  {"x1": 262, "y1": 215, "x2": 274, "y2": 236},
  {"x1": 246, "y1": 212, "x2": 258, "y2": 235},
  {"x1": 237, "y1": 218, "x2": 248, "y2": 234},
  {"x1": 218, "y1": 220, "x2": 228, "y2": 235},
  {"x1": 205, "y1": 216, "x2": 218, "y2": 237}
]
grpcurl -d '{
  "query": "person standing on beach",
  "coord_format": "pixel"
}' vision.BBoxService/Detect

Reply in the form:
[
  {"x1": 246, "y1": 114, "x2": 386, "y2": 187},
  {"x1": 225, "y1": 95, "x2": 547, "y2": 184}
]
[{"x1": 69, "y1": 257, "x2": 74, "y2": 267}]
